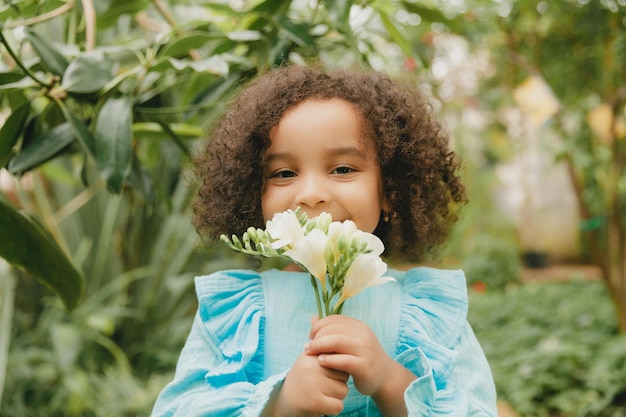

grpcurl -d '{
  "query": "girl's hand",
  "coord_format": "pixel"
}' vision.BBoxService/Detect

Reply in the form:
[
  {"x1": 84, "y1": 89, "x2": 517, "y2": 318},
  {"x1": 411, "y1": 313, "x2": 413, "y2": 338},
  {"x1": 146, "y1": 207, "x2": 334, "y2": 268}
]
[
  {"x1": 269, "y1": 350, "x2": 349, "y2": 417},
  {"x1": 306, "y1": 316, "x2": 416, "y2": 417}
]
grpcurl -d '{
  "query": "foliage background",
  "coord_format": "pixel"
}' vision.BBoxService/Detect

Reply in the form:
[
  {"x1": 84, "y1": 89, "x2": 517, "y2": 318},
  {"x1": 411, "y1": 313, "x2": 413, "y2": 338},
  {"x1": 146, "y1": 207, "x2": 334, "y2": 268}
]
[{"x1": 1, "y1": 0, "x2": 625, "y2": 416}]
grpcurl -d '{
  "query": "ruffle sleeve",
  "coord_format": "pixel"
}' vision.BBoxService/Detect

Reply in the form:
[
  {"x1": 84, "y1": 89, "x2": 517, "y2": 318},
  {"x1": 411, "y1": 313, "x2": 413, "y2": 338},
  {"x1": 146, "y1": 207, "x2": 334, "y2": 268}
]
[
  {"x1": 195, "y1": 269, "x2": 266, "y2": 386},
  {"x1": 394, "y1": 267, "x2": 496, "y2": 416},
  {"x1": 150, "y1": 270, "x2": 286, "y2": 417}
]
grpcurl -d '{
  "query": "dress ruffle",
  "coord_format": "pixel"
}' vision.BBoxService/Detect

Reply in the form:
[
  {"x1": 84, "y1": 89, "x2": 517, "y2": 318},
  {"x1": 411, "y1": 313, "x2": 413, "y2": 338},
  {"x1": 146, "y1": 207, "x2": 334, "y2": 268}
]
[
  {"x1": 397, "y1": 267, "x2": 468, "y2": 390},
  {"x1": 194, "y1": 270, "x2": 265, "y2": 387}
]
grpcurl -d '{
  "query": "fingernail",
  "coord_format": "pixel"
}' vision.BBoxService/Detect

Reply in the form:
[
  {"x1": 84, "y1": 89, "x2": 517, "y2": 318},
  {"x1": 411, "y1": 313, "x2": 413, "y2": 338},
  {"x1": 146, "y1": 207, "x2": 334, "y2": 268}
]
[{"x1": 304, "y1": 342, "x2": 311, "y2": 352}]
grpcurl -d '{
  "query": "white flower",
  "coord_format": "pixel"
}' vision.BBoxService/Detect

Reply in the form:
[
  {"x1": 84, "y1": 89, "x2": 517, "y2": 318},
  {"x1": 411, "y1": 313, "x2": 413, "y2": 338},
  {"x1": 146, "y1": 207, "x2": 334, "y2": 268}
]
[
  {"x1": 284, "y1": 228, "x2": 328, "y2": 289},
  {"x1": 265, "y1": 209, "x2": 304, "y2": 249},
  {"x1": 335, "y1": 253, "x2": 395, "y2": 308},
  {"x1": 311, "y1": 212, "x2": 332, "y2": 233}
]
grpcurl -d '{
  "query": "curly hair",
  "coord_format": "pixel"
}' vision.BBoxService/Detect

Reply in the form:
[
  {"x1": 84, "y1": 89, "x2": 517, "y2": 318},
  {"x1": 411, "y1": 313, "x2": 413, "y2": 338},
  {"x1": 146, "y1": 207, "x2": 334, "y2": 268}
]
[{"x1": 193, "y1": 65, "x2": 466, "y2": 261}]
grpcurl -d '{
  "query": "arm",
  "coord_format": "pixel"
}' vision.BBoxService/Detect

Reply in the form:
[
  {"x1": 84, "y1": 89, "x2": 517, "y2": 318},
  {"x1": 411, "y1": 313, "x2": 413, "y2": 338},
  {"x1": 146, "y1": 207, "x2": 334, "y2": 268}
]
[
  {"x1": 307, "y1": 317, "x2": 498, "y2": 417},
  {"x1": 150, "y1": 312, "x2": 284, "y2": 417},
  {"x1": 400, "y1": 322, "x2": 498, "y2": 417}
]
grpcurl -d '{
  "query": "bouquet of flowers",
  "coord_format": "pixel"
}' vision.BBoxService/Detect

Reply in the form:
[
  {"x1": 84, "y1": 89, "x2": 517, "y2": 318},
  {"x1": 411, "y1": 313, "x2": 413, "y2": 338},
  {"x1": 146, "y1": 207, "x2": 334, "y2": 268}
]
[{"x1": 221, "y1": 207, "x2": 394, "y2": 317}]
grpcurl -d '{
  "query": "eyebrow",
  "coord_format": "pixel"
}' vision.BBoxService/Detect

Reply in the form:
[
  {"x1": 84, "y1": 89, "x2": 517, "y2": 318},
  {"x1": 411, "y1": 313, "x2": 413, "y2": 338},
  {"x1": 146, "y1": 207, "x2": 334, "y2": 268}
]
[{"x1": 264, "y1": 146, "x2": 369, "y2": 164}]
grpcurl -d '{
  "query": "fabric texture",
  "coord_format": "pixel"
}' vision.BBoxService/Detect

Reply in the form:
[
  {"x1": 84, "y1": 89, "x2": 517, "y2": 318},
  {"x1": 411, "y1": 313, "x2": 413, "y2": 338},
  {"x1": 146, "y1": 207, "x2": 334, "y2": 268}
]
[{"x1": 150, "y1": 267, "x2": 497, "y2": 417}]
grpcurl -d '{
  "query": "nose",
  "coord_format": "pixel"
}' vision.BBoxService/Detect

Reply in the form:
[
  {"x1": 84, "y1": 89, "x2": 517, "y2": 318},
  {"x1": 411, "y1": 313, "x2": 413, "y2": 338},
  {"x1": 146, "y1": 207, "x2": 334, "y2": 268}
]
[{"x1": 295, "y1": 174, "x2": 330, "y2": 209}]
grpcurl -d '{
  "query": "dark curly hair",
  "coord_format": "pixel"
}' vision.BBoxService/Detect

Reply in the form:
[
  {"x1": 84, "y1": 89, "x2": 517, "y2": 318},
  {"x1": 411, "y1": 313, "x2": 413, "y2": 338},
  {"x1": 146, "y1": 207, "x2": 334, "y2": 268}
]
[{"x1": 193, "y1": 65, "x2": 466, "y2": 261}]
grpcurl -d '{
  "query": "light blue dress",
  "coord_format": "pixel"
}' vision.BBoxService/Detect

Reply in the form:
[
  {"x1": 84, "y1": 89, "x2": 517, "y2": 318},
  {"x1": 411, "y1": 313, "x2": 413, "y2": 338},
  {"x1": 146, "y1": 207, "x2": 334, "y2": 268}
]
[{"x1": 151, "y1": 267, "x2": 497, "y2": 416}]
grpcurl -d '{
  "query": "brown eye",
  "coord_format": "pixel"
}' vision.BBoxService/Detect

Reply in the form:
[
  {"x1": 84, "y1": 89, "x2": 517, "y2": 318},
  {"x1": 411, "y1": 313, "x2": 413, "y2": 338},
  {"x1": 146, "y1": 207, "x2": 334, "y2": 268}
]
[
  {"x1": 272, "y1": 170, "x2": 296, "y2": 178},
  {"x1": 333, "y1": 166, "x2": 354, "y2": 175}
]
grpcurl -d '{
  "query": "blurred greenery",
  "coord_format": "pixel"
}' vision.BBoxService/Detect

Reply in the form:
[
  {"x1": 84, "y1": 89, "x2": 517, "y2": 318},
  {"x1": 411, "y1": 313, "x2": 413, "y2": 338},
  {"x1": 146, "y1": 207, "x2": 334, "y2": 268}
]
[
  {"x1": 1, "y1": 0, "x2": 625, "y2": 416},
  {"x1": 470, "y1": 280, "x2": 626, "y2": 417}
]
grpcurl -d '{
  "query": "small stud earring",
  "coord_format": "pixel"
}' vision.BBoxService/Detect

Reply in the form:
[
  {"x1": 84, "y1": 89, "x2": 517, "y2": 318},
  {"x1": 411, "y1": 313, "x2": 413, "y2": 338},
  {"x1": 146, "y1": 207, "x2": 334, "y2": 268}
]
[{"x1": 383, "y1": 211, "x2": 390, "y2": 222}]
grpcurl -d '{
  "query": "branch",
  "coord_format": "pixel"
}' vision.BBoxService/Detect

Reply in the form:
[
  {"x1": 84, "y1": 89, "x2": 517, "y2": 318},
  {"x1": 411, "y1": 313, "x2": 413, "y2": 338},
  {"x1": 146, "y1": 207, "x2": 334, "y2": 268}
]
[
  {"x1": 0, "y1": 31, "x2": 52, "y2": 88},
  {"x1": 80, "y1": 0, "x2": 96, "y2": 51},
  {"x1": 3, "y1": 1, "x2": 75, "y2": 29},
  {"x1": 151, "y1": 0, "x2": 201, "y2": 61}
]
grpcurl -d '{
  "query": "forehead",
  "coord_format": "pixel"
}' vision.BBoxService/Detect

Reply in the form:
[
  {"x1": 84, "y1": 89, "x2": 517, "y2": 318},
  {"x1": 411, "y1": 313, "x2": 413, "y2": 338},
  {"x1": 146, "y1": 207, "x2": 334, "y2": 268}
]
[{"x1": 268, "y1": 98, "x2": 375, "y2": 152}]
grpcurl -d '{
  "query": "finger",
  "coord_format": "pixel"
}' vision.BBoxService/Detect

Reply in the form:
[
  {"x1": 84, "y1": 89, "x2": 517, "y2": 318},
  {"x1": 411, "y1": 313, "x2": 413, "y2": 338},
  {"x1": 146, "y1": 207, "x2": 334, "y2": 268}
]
[
  {"x1": 323, "y1": 367, "x2": 350, "y2": 383},
  {"x1": 309, "y1": 315, "x2": 355, "y2": 339},
  {"x1": 319, "y1": 353, "x2": 365, "y2": 377},
  {"x1": 306, "y1": 334, "x2": 357, "y2": 355}
]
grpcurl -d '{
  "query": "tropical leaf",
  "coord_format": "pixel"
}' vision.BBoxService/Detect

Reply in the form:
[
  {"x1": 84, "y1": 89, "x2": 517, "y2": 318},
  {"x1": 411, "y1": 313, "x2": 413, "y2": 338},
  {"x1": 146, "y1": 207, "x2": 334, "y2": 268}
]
[
  {"x1": 24, "y1": 28, "x2": 69, "y2": 76},
  {"x1": 7, "y1": 123, "x2": 75, "y2": 175},
  {"x1": 0, "y1": 102, "x2": 30, "y2": 167},
  {"x1": 0, "y1": 199, "x2": 84, "y2": 311},
  {"x1": 62, "y1": 51, "x2": 115, "y2": 95},
  {"x1": 94, "y1": 96, "x2": 134, "y2": 192}
]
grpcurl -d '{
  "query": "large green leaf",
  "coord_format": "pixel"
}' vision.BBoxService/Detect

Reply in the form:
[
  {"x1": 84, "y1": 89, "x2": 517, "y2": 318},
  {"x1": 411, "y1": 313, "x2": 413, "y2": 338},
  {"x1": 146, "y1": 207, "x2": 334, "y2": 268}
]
[
  {"x1": 24, "y1": 28, "x2": 69, "y2": 77},
  {"x1": 7, "y1": 122, "x2": 75, "y2": 175},
  {"x1": 0, "y1": 199, "x2": 84, "y2": 311},
  {"x1": 62, "y1": 51, "x2": 115, "y2": 94},
  {"x1": 0, "y1": 102, "x2": 30, "y2": 167},
  {"x1": 94, "y1": 96, "x2": 133, "y2": 192}
]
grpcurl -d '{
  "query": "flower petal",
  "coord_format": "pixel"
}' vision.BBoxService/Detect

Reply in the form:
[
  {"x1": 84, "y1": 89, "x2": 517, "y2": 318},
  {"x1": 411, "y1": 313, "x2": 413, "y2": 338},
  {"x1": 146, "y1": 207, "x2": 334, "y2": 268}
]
[
  {"x1": 284, "y1": 229, "x2": 328, "y2": 288},
  {"x1": 266, "y1": 209, "x2": 304, "y2": 246},
  {"x1": 336, "y1": 253, "x2": 394, "y2": 306}
]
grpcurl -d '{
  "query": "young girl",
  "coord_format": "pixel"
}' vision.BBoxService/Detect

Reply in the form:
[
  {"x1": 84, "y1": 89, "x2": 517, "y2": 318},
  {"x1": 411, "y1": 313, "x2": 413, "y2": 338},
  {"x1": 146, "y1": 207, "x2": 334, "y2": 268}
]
[{"x1": 151, "y1": 65, "x2": 497, "y2": 417}]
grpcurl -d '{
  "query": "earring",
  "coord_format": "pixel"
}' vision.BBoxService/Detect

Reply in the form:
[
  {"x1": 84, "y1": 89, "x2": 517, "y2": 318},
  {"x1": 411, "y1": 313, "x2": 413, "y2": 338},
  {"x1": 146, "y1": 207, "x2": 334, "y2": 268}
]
[{"x1": 383, "y1": 211, "x2": 390, "y2": 222}]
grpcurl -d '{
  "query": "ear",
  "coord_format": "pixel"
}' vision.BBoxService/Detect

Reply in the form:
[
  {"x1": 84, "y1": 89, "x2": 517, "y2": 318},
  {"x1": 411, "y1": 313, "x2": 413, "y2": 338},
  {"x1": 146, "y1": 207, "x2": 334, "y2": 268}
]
[{"x1": 381, "y1": 194, "x2": 391, "y2": 213}]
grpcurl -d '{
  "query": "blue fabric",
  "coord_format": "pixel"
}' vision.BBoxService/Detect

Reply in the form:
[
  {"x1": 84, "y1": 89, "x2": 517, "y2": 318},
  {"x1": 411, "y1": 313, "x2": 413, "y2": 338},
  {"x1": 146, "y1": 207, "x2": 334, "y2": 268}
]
[{"x1": 150, "y1": 267, "x2": 497, "y2": 417}]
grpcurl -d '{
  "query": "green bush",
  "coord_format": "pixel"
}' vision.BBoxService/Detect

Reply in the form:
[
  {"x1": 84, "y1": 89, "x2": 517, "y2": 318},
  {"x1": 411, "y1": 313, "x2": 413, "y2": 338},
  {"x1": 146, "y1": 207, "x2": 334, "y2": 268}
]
[{"x1": 470, "y1": 280, "x2": 626, "y2": 417}]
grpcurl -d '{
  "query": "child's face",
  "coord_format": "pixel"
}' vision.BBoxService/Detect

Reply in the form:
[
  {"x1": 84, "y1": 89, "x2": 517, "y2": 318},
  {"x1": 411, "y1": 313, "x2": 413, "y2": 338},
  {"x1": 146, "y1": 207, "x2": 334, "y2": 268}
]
[{"x1": 261, "y1": 98, "x2": 389, "y2": 233}]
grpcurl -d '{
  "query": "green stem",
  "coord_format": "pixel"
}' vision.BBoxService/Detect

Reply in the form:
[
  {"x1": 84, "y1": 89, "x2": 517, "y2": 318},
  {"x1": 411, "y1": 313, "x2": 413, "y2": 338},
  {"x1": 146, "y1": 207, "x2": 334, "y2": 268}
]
[
  {"x1": 0, "y1": 31, "x2": 53, "y2": 88},
  {"x1": 309, "y1": 275, "x2": 324, "y2": 318}
]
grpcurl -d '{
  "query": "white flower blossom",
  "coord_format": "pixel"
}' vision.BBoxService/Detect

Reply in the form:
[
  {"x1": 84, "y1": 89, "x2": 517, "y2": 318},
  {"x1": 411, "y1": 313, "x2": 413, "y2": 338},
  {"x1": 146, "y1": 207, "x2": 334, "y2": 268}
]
[
  {"x1": 221, "y1": 208, "x2": 394, "y2": 317},
  {"x1": 265, "y1": 209, "x2": 304, "y2": 249},
  {"x1": 335, "y1": 253, "x2": 394, "y2": 309},
  {"x1": 284, "y1": 228, "x2": 328, "y2": 289}
]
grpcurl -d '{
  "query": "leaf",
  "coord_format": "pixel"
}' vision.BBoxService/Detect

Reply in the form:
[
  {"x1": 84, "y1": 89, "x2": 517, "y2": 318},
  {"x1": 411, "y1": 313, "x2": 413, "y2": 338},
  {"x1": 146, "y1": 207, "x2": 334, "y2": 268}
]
[
  {"x1": 94, "y1": 96, "x2": 133, "y2": 192},
  {"x1": 275, "y1": 16, "x2": 315, "y2": 46},
  {"x1": 150, "y1": 56, "x2": 229, "y2": 76},
  {"x1": 7, "y1": 123, "x2": 75, "y2": 175},
  {"x1": 62, "y1": 51, "x2": 115, "y2": 94},
  {"x1": 25, "y1": 28, "x2": 69, "y2": 76},
  {"x1": 227, "y1": 30, "x2": 263, "y2": 42},
  {"x1": 400, "y1": 2, "x2": 461, "y2": 31},
  {"x1": 376, "y1": 8, "x2": 412, "y2": 57},
  {"x1": 0, "y1": 102, "x2": 30, "y2": 167},
  {"x1": 0, "y1": 199, "x2": 84, "y2": 311},
  {"x1": 158, "y1": 31, "x2": 221, "y2": 58},
  {"x1": 55, "y1": 99, "x2": 97, "y2": 156},
  {"x1": 0, "y1": 75, "x2": 38, "y2": 92},
  {"x1": 132, "y1": 122, "x2": 203, "y2": 140}
]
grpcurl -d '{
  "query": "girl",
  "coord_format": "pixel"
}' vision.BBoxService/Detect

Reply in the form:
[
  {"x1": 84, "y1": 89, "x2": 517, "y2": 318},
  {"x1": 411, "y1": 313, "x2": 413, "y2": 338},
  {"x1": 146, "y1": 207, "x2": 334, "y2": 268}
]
[{"x1": 151, "y1": 65, "x2": 497, "y2": 417}]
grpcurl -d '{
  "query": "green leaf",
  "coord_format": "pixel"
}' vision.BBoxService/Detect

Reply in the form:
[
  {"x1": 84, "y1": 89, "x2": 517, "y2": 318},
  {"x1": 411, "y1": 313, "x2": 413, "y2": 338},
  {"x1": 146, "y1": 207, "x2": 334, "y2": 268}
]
[
  {"x1": 158, "y1": 31, "x2": 221, "y2": 58},
  {"x1": 275, "y1": 16, "x2": 315, "y2": 46},
  {"x1": 94, "y1": 96, "x2": 133, "y2": 192},
  {"x1": 24, "y1": 29, "x2": 69, "y2": 76},
  {"x1": 400, "y1": 2, "x2": 461, "y2": 31},
  {"x1": 132, "y1": 122, "x2": 203, "y2": 140},
  {"x1": 56, "y1": 99, "x2": 97, "y2": 156},
  {"x1": 150, "y1": 56, "x2": 229, "y2": 76},
  {"x1": 0, "y1": 102, "x2": 30, "y2": 167},
  {"x1": 0, "y1": 199, "x2": 84, "y2": 311},
  {"x1": 7, "y1": 123, "x2": 75, "y2": 175},
  {"x1": 62, "y1": 51, "x2": 115, "y2": 94},
  {"x1": 0, "y1": 75, "x2": 38, "y2": 92},
  {"x1": 376, "y1": 8, "x2": 412, "y2": 57}
]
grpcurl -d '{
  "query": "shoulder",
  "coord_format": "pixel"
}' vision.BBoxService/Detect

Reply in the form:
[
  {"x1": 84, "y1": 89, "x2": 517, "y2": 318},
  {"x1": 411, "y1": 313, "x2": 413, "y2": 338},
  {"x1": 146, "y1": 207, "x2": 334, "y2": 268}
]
[
  {"x1": 194, "y1": 269, "x2": 265, "y2": 321},
  {"x1": 394, "y1": 266, "x2": 468, "y2": 349}
]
